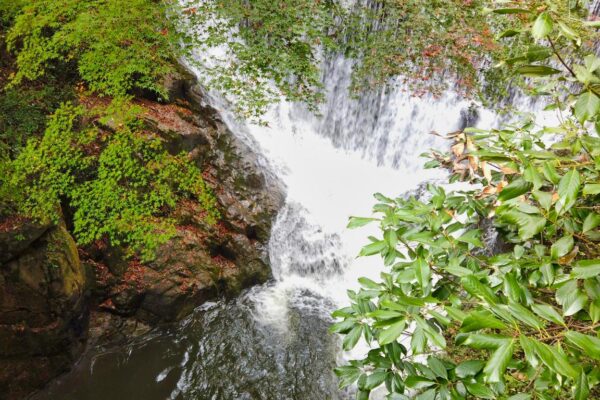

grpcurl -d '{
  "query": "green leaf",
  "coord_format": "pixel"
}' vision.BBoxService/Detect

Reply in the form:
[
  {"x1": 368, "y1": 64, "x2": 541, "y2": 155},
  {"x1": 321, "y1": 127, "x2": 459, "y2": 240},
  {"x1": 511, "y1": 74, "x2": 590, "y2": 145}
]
[
  {"x1": 461, "y1": 333, "x2": 512, "y2": 350},
  {"x1": 531, "y1": 303, "x2": 565, "y2": 326},
  {"x1": 531, "y1": 340, "x2": 579, "y2": 378},
  {"x1": 533, "y1": 190, "x2": 553, "y2": 210},
  {"x1": 583, "y1": 184, "x2": 600, "y2": 195},
  {"x1": 358, "y1": 277, "x2": 381, "y2": 290},
  {"x1": 415, "y1": 316, "x2": 446, "y2": 349},
  {"x1": 348, "y1": 217, "x2": 378, "y2": 229},
  {"x1": 556, "y1": 281, "x2": 588, "y2": 316},
  {"x1": 532, "y1": 12, "x2": 553, "y2": 39},
  {"x1": 334, "y1": 365, "x2": 362, "y2": 388},
  {"x1": 455, "y1": 360, "x2": 485, "y2": 378},
  {"x1": 483, "y1": 339, "x2": 514, "y2": 383},
  {"x1": 590, "y1": 299, "x2": 600, "y2": 323},
  {"x1": 542, "y1": 162, "x2": 561, "y2": 184},
  {"x1": 524, "y1": 165, "x2": 544, "y2": 189},
  {"x1": 415, "y1": 257, "x2": 431, "y2": 290},
  {"x1": 565, "y1": 331, "x2": 600, "y2": 360},
  {"x1": 508, "y1": 302, "x2": 545, "y2": 330},
  {"x1": 516, "y1": 64, "x2": 561, "y2": 77},
  {"x1": 457, "y1": 229, "x2": 484, "y2": 248},
  {"x1": 464, "y1": 382, "x2": 495, "y2": 399},
  {"x1": 493, "y1": 8, "x2": 531, "y2": 14},
  {"x1": 498, "y1": 179, "x2": 532, "y2": 201},
  {"x1": 363, "y1": 370, "x2": 387, "y2": 390},
  {"x1": 462, "y1": 275, "x2": 499, "y2": 305},
  {"x1": 378, "y1": 320, "x2": 406, "y2": 345},
  {"x1": 558, "y1": 21, "x2": 580, "y2": 42},
  {"x1": 572, "y1": 259, "x2": 600, "y2": 280},
  {"x1": 497, "y1": 209, "x2": 546, "y2": 240},
  {"x1": 508, "y1": 395, "x2": 531, "y2": 400},
  {"x1": 404, "y1": 375, "x2": 435, "y2": 389},
  {"x1": 427, "y1": 356, "x2": 448, "y2": 379},
  {"x1": 556, "y1": 169, "x2": 580, "y2": 215},
  {"x1": 359, "y1": 240, "x2": 387, "y2": 257},
  {"x1": 583, "y1": 213, "x2": 600, "y2": 232},
  {"x1": 551, "y1": 235, "x2": 574, "y2": 260},
  {"x1": 343, "y1": 325, "x2": 363, "y2": 351},
  {"x1": 575, "y1": 371, "x2": 590, "y2": 400},
  {"x1": 460, "y1": 311, "x2": 507, "y2": 332},
  {"x1": 574, "y1": 92, "x2": 600, "y2": 124},
  {"x1": 330, "y1": 319, "x2": 356, "y2": 333}
]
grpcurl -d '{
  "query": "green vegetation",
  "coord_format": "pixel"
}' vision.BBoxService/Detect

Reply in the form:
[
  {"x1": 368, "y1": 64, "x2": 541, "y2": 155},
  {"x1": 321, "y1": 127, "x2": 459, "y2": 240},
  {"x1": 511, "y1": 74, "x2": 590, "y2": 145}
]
[
  {"x1": 6, "y1": 0, "x2": 180, "y2": 99},
  {"x1": 182, "y1": 0, "x2": 511, "y2": 117},
  {"x1": 0, "y1": 0, "x2": 217, "y2": 260},
  {"x1": 2, "y1": 101, "x2": 218, "y2": 260},
  {"x1": 332, "y1": 1, "x2": 600, "y2": 399}
]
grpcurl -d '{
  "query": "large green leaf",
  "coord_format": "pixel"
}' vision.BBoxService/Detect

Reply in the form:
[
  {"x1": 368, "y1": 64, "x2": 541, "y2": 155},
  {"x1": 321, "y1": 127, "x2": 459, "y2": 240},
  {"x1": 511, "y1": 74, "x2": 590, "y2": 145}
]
[
  {"x1": 462, "y1": 275, "x2": 499, "y2": 305},
  {"x1": 460, "y1": 333, "x2": 512, "y2": 350},
  {"x1": 498, "y1": 179, "x2": 532, "y2": 201},
  {"x1": 347, "y1": 217, "x2": 378, "y2": 229},
  {"x1": 572, "y1": 259, "x2": 600, "y2": 280},
  {"x1": 343, "y1": 325, "x2": 363, "y2": 350},
  {"x1": 532, "y1": 12, "x2": 553, "y2": 39},
  {"x1": 516, "y1": 64, "x2": 561, "y2": 77},
  {"x1": 574, "y1": 91, "x2": 600, "y2": 124},
  {"x1": 556, "y1": 169, "x2": 580, "y2": 215},
  {"x1": 359, "y1": 240, "x2": 387, "y2": 257},
  {"x1": 457, "y1": 229, "x2": 484, "y2": 248},
  {"x1": 575, "y1": 371, "x2": 590, "y2": 400},
  {"x1": 455, "y1": 360, "x2": 485, "y2": 378},
  {"x1": 460, "y1": 311, "x2": 507, "y2": 332},
  {"x1": 556, "y1": 280, "x2": 588, "y2": 316},
  {"x1": 583, "y1": 213, "x2": 600, "y2": 232},
  {"x1": 583, "y1": 184, "x2": 600, "y2": 195},
  {"x1": 378, "y1": 320, "x2": 406, "y2": 345},
  {"x1": 508, "y1": 302, "x2": 545, "y2": 330},
  {"x1": 414, "y1": 257, "x2": 431, "y2": 290},
  {"x1": 334, "y1": 365, "x2": 362, "y2": 388},
  {"x1": 531, "y1": 303, "x2": 565, "y2": 326},
  {"x1": 531, "y1": 340, "x2": 578, "y2": 378},
  {"x1": 550, "y1": 235, "x2": 574, "y2": 260},
  {"x1": 483, "y1": 339, "x2": 514, "y2": 383},
  {"x1": 565, "y1": 331, "x2": 600, "y2": 360},
  {"x1": 497, "y1": 209, "x2": 546, "y2": 240},
  {"x1": 363, "y1": 370, "x2": 388, "y2": 390}
]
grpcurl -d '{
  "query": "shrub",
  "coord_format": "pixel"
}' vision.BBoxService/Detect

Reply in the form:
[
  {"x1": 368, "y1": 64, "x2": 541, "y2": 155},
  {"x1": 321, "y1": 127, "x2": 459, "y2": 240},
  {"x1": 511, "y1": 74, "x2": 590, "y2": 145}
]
[
  {"x1": 6, "y1": 0, "x2": 180, "y2": 99},
  {"x1": 2, "y1": 101, "x2": 218, "y2": 260},
  {"x1": 332, "y1": 2, "x2": 600, "y2": 399}
]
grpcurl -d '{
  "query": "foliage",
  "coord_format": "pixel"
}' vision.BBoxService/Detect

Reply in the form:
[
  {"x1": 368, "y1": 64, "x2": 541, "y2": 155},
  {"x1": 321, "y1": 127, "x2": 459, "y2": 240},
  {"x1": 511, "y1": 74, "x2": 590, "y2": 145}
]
[
  {"x1": 1, "y1": 101, "x2": 219, "y2": 260},
  {"x1": 332, "y1": 2, "x2": 600, "y2": 399},
  {"x1": 6, "y1": 0, "x2": 180, "y2": 99},
  {"x1": 180, "y1": 0, "x2": 510, "y2": 118},
  {"x1": 341, "y1": 0, "x2": 500, "y2": 98},
  {"x1": 180, "y1": 0, "x2": 340, "y2": 119},
  {"x1": 0, "y1": 81, "x2": 74, "y2": 158}
]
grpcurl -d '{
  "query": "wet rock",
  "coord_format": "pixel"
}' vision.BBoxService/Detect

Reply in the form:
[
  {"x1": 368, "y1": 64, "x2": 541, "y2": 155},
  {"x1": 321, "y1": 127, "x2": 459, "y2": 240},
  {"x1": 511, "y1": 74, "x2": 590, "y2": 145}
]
[
  {"x1": 85, "y1": 71, "x2": 284, "y2": 324},
  {"x1": 0, "y1": 221, "x2": 89, "y2": 400}
]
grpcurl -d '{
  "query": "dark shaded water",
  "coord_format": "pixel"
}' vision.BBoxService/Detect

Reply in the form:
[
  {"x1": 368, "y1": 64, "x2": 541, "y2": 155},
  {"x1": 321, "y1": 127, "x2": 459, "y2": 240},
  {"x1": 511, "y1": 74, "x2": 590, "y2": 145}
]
[{"x1": 34, "y1": 287, "x2": 349, "y2": 400}]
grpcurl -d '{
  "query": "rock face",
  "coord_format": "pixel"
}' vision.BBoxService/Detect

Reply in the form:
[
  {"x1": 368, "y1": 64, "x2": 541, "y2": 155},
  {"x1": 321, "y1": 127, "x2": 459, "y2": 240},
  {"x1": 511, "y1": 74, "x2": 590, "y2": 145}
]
[
  {"x1": 0, "y1": 220, "x2": 89, "y2": 400},
  {"x1": 0, "y1": 72, "x2": 284, "y2": 398},
  {"x1": 84, "y1": 75, "x2": 285, "y2": 323}
]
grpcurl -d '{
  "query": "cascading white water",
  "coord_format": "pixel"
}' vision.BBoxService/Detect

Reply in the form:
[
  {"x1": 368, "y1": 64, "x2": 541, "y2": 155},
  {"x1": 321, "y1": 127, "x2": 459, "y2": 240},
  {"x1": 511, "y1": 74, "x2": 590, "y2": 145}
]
[{"x1": 190, "y1": 48, "x2": 501, "y2": 344}]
